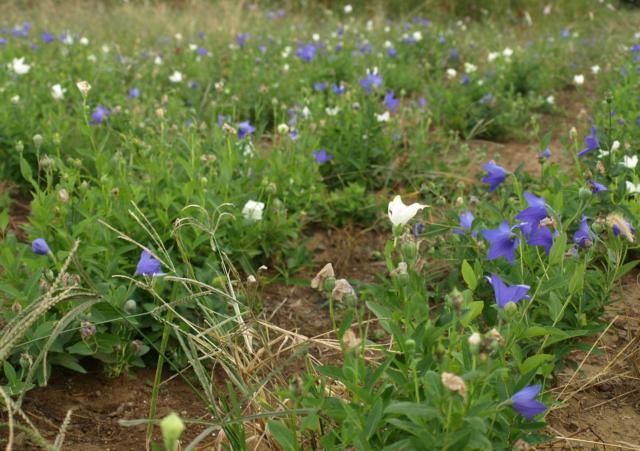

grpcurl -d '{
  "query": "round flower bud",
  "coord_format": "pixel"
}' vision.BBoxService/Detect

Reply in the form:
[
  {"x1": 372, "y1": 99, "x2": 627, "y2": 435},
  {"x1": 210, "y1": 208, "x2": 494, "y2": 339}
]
[
  {"x1": 123, "y1": 299, "x2": 137, "y2": 314},
  {"x1": 33, "y1": 134, "x2": 43, "y2": 150},
  {"x1": 161, "y1": 412, "x2": 185, "y2": 451},
  {"x1": 578, "y1": 187, "x2": 592, "y2": 201}
]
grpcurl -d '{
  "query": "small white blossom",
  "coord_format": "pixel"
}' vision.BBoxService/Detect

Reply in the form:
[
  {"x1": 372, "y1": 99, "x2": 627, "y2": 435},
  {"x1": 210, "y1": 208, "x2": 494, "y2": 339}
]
[
  {"x1": 87, "y1": 54, "x2": 97, "y2": 63},
  {"x1": 8, "y1": 57, "x2": 30, "y2": 75},
  {"x1": 277, "y1": 123, "x2": 289, "y2": 134},
  {"x1": 76, "y1": 80, "x2": 91, "y2": 97},
  {"x1": 10, "y1": 95, "x2": 20, "y2": 104},
  {"x1": 573, "y1": 74, "x2": 585, "y2": 85},
  {"x1": 626, "y1": 181, "x2": 640, "y2": 194},
  {"x1": 344, "y1": 4, "x2": 352, "y2": 13},
  {"x1": 502, "y1": 47, "x2": 513, "y2": 58},
  {"x1": 487, "y1": 51, "x2": 499, "y2": 62},
  {"x1": 464, "y1": 62, "x2": 477, "y2": 73},
  {"x1": 51, "y1": 84, "x2": 66, "y2": 100},
  {"x1": 546, "y1": 95, "x2": 555, "y2": 105},
  {"x1": 154, "y1": 55, "x2": 163, "y2": 65},
  {"x1": 412, "y1": 31, "x2": 423, "y2": 42},
  {"x1": 388, "y1": 195, "x2": 428, "y2": 226},
  {"x1": 621, "y1": 154, "x2": 638, "y2": 169},
  {"x1": 375, "y1": 111, "x2": 390, "y2": 122},
  {"x1": 242, "y1": 200, "x2": 265, "y2": 221},
  {"x1": 325, "y1": 106, "x2": 340, "y2": 116},
  {"x1": 611, "y1": 140, "x2": 621, "y2": 152},
  {"x1": 446, "y1": 68, "x2": 457, "y2": 79},
  {"x1": 591, "y1": 65, "x2": 601, "y2": 75},
  {"x1": 169, "y1": 71, "x2": 183, "y2": 83}
]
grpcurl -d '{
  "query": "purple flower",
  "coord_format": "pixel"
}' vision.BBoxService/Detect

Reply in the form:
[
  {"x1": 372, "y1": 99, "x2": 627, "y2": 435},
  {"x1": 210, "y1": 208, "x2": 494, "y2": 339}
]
[
  {"x1": 418, "y1": 97, "x2": 428, "y2": 108},
  {"x1": 453, "y1": 211, "x2": 475, "y2": 236},
  {"x1": 197, "y1": 47, "x2": 208, "y2": 56},
  {"x1": 479, "y1": 93, "x2": 494, "y2": 105},
  {"x1": 90, "y1": 105, "x2": 110, "y2": 125},
  {"x1": 518, "y1": 222, "x2": 554, "y2": 255},
  {"x1": 332, "y1": 83, "x2": 345, "y2": 95},
  {"x1": 360, "y1": 71, "x2": 383, "y2": 93},
  {"x1": 539, "y1": 148, "x2": 551, "y2": 159},
  {"x1": 511, "y1": 385, "x2": 547, "y2": 420},
  {"x1": 486, "y1": 274, "x2": 530, "y2": 309},
  {"x1": 41, "y1": 31, "x2": 54, "y2": 44},
  {"x1": 412, "y1": 222, "x2": 425, "y2": 237},
  {"x1": 296, "y1": 43, "x2": 317, "y2": 62},
  {"x1": 515, "y1": 192, "x2": 548, "y2": 225},
  {"x1": 289, "y1": 129, "x2": 299, "y2": 140},
  {"x1": 134, "y1": 249, "x2": 164, "y2": 276},
  {"x1": 613, "y1": 219, "x2": 636, "y2": 238},
  {"x1": 383, "y1": 90, "x2": 399, "y2": 112},
  {"x1": 237, "y1": 121, "x2": 256, "y2": 139},
  {"x1": 577, "y1": 126, "x2": 599, "y2": 157},
  {"x1": 32, "y1": 238, "x2": 50, "y2": 255},
  {"x1": 588, "y1": 180, "x2": 608, "y2": 193},
  {"x1": 482, "y1": 221, "x2": 520, "y2": 264},
  {"x1": 313, "y1": 149, "x2": 333, "y2": 164},
  {"x1": 236, "y1": 33, "x2": 249, "y2": 48},
  {"x1": 387, "y1": 47, "x2": 397, "y2": 57},
  {"x1": 481, "y1": 161, "x2": 507, "y2": 192},
  {"x1": 128, "y1": 87, "x2": 140, "y2": 99},
  {"x1": 449, "y1": 48, "x2": 460, "y2": 62},
  {"x1": 573, "y1": 216, "x2": 595, "y2": 248},
  {"x1": 313, "y1": 82, "x2": 327, "y2": 92}
]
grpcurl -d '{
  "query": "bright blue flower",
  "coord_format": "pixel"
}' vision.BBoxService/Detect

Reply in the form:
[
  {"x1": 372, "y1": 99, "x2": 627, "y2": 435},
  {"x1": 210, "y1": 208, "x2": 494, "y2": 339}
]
[
  {"x1": 540, "y1": 148, "x2": 551, "y2": 159},
  {"x1": 449, "y1": 48, "x2": 460, "y2": 62},
  {"x1": 0, "y1": 38, "x2": 6, "y2": 46},
  {"x1": 289, "y1": 129, "x2": 299, "y2": 140},
  {"x1": 453, "y1": 211, "x2": 475, "y2": 236},
  {"x1": 418, "y1": 97, "x2": 428, "y2": 108},
  {"x1": 387, "y1": 47, "x2": 397, "y2": 57},
  {"x1": 631, "y1": 44, "x2": 640, "y2": 52},
  {"x1": 359, "y1": 42, "x2": 373, "y2": 54},
  {"x1": 577, "y1": 126, "x2": 599, "y2": 157},
  {"x1": 313, "y1": 149, "x2": 333, "y2": 164},
  {"x1": 461, "y1": 74, "x2": 470, "y2": 85},
  {"x1": 296, "y1": 43, "x2": 317, "y2": 62},
  {"x1": 313, "y1": 82, "x2": 327, "y2": 92},
  {"x1": 134, "y1": 249, "x2": 164, "y2": 276},
  {"x1": 573, "y1": 216, "x2": 595, "y2": 248},
  {"x1": 360, "y1": 71, "x2": 383, "y2": 93},
  {"x1": 237, "y1": 121, "x2": 256, "y2": 139},
  {"x1": 412, "y1": 222, "x2": 425, "y2": 237},
  {"x1": 481, "y1": 161, "x2": 507, "y2": 192},
  {"x1": 486, "y1": 273, "x2": 530, "y2": 309},
  {"x1": 511, "y1": 385, "x2": 547, "y2": 420},
  {"x1": 588, "y1": 180, "x2": 608, "y2": 193},
  {"x1": 32, "y1": 238, "x2": 50, "y2": 255},
  {"x1": 90, "y1": 105, "x2": 110, "y2": 125},
  {"x1": 383, "y1": 90, "x2": 399, "y2": 112},
  {"x1": 128, "y1": 88, "x2": 140, "y2": 99},
  {"x1": 482, "y1": 221, "x2": 520, "y2": 264},
  {"x1": 197, "y1": 47, "x2": 208, "y2": 56}
]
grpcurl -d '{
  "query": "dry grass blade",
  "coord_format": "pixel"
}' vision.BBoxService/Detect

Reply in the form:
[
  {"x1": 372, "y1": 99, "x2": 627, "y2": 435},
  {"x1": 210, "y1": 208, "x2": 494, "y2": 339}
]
[
  {"x1": 0, "y1": 387, "x2": 14, "y2": 451},
  {"x1": 52, "y1": 409, "x2": 73, "y2": 450}
]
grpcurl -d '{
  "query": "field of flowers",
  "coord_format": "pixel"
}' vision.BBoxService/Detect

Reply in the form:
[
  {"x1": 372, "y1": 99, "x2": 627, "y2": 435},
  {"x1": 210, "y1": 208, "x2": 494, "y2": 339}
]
[{"x1": 1, "y1": 0, "x2": 640, "y2": 449}]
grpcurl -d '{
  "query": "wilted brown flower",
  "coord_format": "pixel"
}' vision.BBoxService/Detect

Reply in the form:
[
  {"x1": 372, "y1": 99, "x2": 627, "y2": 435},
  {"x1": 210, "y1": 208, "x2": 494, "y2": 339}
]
[{"x1": 441, "y1": 372, "x2": 466, "y2": 397}]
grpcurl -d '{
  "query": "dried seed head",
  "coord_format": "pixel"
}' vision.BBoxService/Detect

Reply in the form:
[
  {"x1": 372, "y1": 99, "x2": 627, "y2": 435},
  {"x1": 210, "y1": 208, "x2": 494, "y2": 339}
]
[
  {"x1": 441, "y1": 372, "x2": 466, "y2": 397},
  {"x1": 606, "y1": 213, "x2": 635, "y2": 243},
  {"x1": 331, "y1": 278, "x2": 356, "y2": 301},
  {"x1": 311, "y1": 263, "x2": 335, "y2": 291},
  {"x1": 342, "y1": 328, "x2": 361, "y2": 351}
]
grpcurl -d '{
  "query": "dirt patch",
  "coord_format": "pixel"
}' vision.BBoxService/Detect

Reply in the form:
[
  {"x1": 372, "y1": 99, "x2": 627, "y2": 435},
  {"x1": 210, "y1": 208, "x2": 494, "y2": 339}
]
[
  {"x1": 13, "y1": 363, "x2": 211, "y2": 450},
  {"x1": 544, "y1": 269, "x2": 640, "y2": 450},
  {"x1": 0, "y1": 181, "x2": 29, "y2": 241}
]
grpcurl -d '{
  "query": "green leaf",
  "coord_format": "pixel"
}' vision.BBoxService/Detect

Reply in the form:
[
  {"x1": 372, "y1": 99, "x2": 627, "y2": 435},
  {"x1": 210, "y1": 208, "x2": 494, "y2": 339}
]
[
  {"x1": 569, "y1": 263, "x2": 585, "y2": 295},
  {"x1": 461, "y1": 301, "x2": 484, "y2": 327},
  {"x1": 384, "y1": 402, "x2": 438, "y2": 420},
  {"x1": 19, "y1": 155, "x2": 34, "y2": 186},
  {"x1": 461, "y1": 260, "x2": 477, "y2": 290},
  {"x1": 267, "y1": 421, "x2": 296, "y2": 451},
  {"x1": 366, "y1": 399, "x2": 384, "y2": 440},
  {"x1": 549, "y1": 232, "x2": 567, "y2": 266},
  {"x1": 519, "y1": 353, "x2": 554, "y2": 375}
]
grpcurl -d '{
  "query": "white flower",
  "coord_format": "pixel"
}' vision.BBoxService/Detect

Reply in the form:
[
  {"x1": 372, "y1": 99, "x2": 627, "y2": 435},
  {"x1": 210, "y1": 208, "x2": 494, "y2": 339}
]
[
  {"x1": 87, "y1": 54, "x2": 97, "y2": 63},
  {"x1": 366, "y1": 20, "x2": 374, "y2": 31},
  {"x1": 626, "y1": 181, "x2": 640, "y2": 194},
  {"x1": 101, "y1": 45, "x2": 110, "y2": 54},
  {"x1": 189, "y1": 43, "x2": 197, "y2": 51},
  {"x1": 51, "y1": 84, "x2": 66, "y2": 100},
  {"x1": 464, "y1": 62, "x2": 477, "y2": 73},
  {"x1": 543, "y1": 4, "x2": 552, "y2": 15},
  {"x1": 388, "y1": 195, "x2": 427, "y2": 226},
  {"x1": 76, "y1": 80, "x2": 91, "y2": 97},
  {"x1": 591, "y1": 65, "x2": 601, "y2": 75},
  {"x1": 487, "y1": 51, "x2": 499, "y2": 62},
  {"x1": 546, "y1": 95, "x2": 555, "y2": 105},
  {"x1": 325, "y1": 106, "x2": 340, "y2": 116},
  {"x1": 621, "y1": 155, "x2": 638, "y2": 169},
  {"x1": 79, "y1": 37, "x2": 89, "y2": 45},
  {"x1": 344, "y1": 4, "x2": 352, "y2": 13},
  {"x1": 61, "y1": 33, "x2": 74, "y2": 45},
  {"x1": 8, "y1": 57, "x2": 30, "y2": 75},
  {"x1": 384, "y1": 40, "x2": 393, "y2": 49},
  {"x1": 468, "y1": 333, "x2": 482, "y2": 346},
  {"x1": 174, "y1": 33, "x2": 183, "y2": 42},
  {"x1": 11, "y1": 95, "x2": 20, "y2": 104},
  {"x1": 611, "y1": 140, "x2": 621, "y2": 152},
  {"x1": 502, "y1": 47, "x2": 513, "y2": 58},
  {"x1": 154, "y1": 55, "x2": 163, "y2": 65},
  {"x1": 283, "y1": 64, "x2": 290, "y2": 72},
  {"x1": 446, "y1": 68, "x2": 457, "y2": 79},
  {"x1": 169, "y1": 71, "x2": 183, "y2": 83},
  {"x1": 281, "y1": 46, "x2": 291, "y2": 58},
  {"x1": 412, "y1": 31, "x2": 423, "y2": 42},
  {"x1": 375, "y1": 111, "x2": 390, "y2": 122},
  {"x1": 573, "y1": 74, "x2": 585, "y2": 85},
  {"x1": 312, "y1": 33, "x2": 320, "y2": 42},
  {"x1": 242, "y1": 200, "x2": 265, "y2": 221},
  {"x1": 301, "y1": 106, "x2": 311, "y2": 119}
]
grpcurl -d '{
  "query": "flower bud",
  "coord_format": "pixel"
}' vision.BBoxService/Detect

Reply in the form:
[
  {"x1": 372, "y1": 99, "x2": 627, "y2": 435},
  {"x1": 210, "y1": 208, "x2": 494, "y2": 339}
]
[
  {"x1": 80, "y1": 321, "x2": 96, "y2": 339},
  {"x1": 123, "y1": 299, "x2": 137, "y2": 313},
  {"x1": 33, "y1": 134, "x2": 43, "y2": 150},
  {"x1": 58, "y1": 188, "x2": 70, "y2": 203},
  {"x1": 400, "y1": 239, "x2": 417, "y2": 262},
  {"x1": 501, "y1": 301, "x2": 518, "y2": 320},
  {"x1": 160, "y1": 412, "x2": 185, "y2": 451},
  {"x1": 15, "y1": 141, "x2": 24, "y2": 153},
  {"x1": 52, "y1": 133, "x2": 61, "y2": 146},
  {"x1": 578, "y1": 187, "x2": 592, "y2": 201}
]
